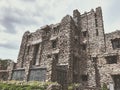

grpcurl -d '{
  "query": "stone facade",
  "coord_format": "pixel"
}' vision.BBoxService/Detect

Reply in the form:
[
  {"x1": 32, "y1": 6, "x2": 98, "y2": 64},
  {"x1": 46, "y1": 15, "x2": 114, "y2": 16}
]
[{"x1": 3, "y1": 7, "x2": 120, "y2": 90}]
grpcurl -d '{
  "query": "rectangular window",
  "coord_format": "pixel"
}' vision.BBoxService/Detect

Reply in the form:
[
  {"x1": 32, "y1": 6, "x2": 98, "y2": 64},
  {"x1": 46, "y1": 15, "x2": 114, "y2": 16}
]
[
  {"x1": 33, "y1": 44, "x2": 40, "y2": 65},
  {"x1": 82, "y1": 31, "x2": 87, "y2": 37},
  {"x1": 112, "y1": 75, "x2": 120, "y2": 90},
  {"x1": 45, "y1": 30, "x2": 49, "y2": 35},
  {"x1": 73, "y1": 56, "x2": 79, "y2": 83},
  {"x1": 81, "y1": 75, "x2": 88, "y2": 81},
  {"x1": 53, "y1": 26, "x2": 59, "y2": 34},
  {"x1": 12, "y1": 70, "x2": 25, "y2": 81},
  {"x1": 95, "y1": 13, "x2": 97, "y2": 17},
  {"x1": 96, "y1": 29, "x2": 99, "y2": 36},
  {"x1": 28, "y1": 68, "x2": 46, "y2": 81},
  {"x1": 52, "y1": 40, "x2": 57, "y2": 48},
  {"x1": 92, "y1": 57, "x2": 97, "y2": 62},
  {"x1": 54, "y1": 54, "x2": 58, "y2": 61},
  {"x1": 95, "y1": 19, "x2": 98, "y2": 27},
  {"x1": 111, "y1": 38, "x2": 120, "y2": 49},
  {"x1": 47, "y1": 54, "x2": 51, "y2": 58},
  {"x1": 27, "y1": 46, "x2": 30, "y2": 55},
  {"x1": 105, "y1": 55, "x2": 117, "y2": 64},
  {"x1": 82, "y1": 44, "x2": 87, "y2": 51}
]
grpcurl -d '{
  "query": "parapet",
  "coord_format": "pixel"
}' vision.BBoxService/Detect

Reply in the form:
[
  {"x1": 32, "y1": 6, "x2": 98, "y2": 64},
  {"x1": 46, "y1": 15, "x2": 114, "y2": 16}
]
[
  {"x1": 61, "y1": 15, "x2": 74, "y2": 26},
  {"x1": 73, "y1": 9, "x2": 81, "y2": 18}
]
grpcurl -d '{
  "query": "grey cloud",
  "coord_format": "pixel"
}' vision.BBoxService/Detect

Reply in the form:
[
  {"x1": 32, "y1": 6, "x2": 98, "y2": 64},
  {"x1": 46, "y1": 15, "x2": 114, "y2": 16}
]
[
  {"x1": 106, "y1": 0, "x2": 120, "y2": 23},
  {"x1": 33, "y1": 5, "x2": 56, "y2": 24},
  {"x1": 0, "y1": 42, "x2": 19, "y2": 49},
  {"x1": 0, "y1": 0, "x2": 57, "y2": 34},
  {"x1": 21, "y1": 0, "x2": 36, "y2": 2},
  {"x1": 43, "y1": 15, "x2": 55, "y2": 24},
  {"x1": 0, "y1": 7, "x2": 39, "y2": 34},
  {"x1": 1, "y1": 15, "x2": 18, "y2": 34}
]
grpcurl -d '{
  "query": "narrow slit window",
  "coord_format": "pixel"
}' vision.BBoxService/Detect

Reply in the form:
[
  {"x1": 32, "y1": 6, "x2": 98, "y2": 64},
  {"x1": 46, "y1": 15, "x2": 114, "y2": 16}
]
[
  {"x1": 33, "y1": 44, "x2": 40, "y2": 65},
  {"x1": 27, "y1": 46, "x2": 30, "y2": 55},
  {"x1": 52, "y1": 40, "x2": 57, "y2": 48},
  {"x1": 83, "y1": 31, "x2": 87, "y2": 37},
  {"x1": 82, "y1": 44, "x2": 87, "y2": 51},
  {"x1": 95, "y1": 19, "x2": 98, "y2": 27},
  {"x1": 96, "y1": 29, "x2": 99, "y2": 36}
]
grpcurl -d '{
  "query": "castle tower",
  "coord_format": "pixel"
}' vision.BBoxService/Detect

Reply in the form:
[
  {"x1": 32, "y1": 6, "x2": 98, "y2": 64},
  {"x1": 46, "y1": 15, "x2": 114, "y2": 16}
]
[{"x1": 72, "y1": 7, "x2": 105, "y2": 87}]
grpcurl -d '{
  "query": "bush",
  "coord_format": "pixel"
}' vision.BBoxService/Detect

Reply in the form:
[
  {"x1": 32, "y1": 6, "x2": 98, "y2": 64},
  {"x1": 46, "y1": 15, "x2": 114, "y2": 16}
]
[
  {"x1": 0, "y1": 81, "x2": 56, "y2": 90},
  {"x1": 68, "y1": 83, "x2": 80, "y2": 90},
  {"x1": 102, "y1": 83, "x2": 108, "y2": 90}
]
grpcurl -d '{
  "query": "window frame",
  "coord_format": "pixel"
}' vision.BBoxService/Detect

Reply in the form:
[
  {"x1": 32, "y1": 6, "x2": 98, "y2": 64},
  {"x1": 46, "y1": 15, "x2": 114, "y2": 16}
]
[
  {"x1": 81, "y1": 44, "x2": 87, "y2": 51},
  {"x1": 82, "y1": 31, "x2": 87, "y2": 37},
  {"x1": 81, "y1": 75, "x2": 88, "y2": 81},
  {"x1": 111, "y1": 38, "x2": 120, "y2": 49},
  {"x1": 52, "y1": 40, "x2": 57, "y2": 48},
  {"x1": 105, "y1": 55, "x2": 118, "y2": 64}
]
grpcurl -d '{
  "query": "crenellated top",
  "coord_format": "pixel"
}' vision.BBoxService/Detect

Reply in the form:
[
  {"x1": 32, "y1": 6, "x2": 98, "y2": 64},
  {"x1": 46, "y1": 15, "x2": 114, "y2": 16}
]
[
  {"x1": 22, "y1": 6, "x2": 103, "y2": 49},
  {"x1": 79, "y1": 7, "x2": 102, "y2": 18},
  {"x1": 60, "y1": 15, "x2": 74, "y2": 26},
  {"x1": 24, "y1": 7, "x2": 102, "y2": 38},
  {"x1": 73, "y1": 9, "x2": 81, "y2": 18}
]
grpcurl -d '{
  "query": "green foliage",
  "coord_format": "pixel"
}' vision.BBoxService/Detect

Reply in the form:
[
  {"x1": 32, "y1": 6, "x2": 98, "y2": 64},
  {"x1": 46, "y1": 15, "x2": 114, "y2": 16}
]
[
  {"x1": 0, "y1": 58, "x2": 12, "y2": 69},
  {"x1": 68, "y1": 83, "x2": 80, "y2": 90},
  {"x1": 68, "y1": 85, "x2": 74, "y2": 90},
  {"x1": 102, "y1": 83, "x2": 108, "y2": 90},
  {"x1": 0, "y1": 81, "x2": 56, "y2": 90}
]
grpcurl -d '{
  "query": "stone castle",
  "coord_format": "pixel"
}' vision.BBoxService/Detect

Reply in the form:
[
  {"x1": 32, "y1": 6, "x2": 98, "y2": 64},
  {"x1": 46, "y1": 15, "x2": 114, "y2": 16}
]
[{"x1": 0, "y1": 7, "x2": 120, "y2": 90}]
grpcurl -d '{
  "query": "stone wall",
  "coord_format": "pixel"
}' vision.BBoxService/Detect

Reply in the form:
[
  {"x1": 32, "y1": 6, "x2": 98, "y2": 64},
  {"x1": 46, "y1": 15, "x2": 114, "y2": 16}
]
[
  {"x1": 9, "y1": 6, "x2": 120, "y2": 90},
  {"x1": 97, "y1": 30, "x2": 120, "y2": 88},
  {"x1": 71, "y1": 7, "x2": 105, "y2": 87},
  {"x1": 17, "y1": 31, "x2": 30, "y2": 68},
  {"x1": 15, "y1": 14, "x2": 73, "y2": 83}
]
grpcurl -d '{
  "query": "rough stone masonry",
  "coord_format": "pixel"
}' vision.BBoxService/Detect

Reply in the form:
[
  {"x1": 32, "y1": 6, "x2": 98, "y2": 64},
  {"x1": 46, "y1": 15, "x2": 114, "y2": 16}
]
[{"x1": 1, "y1": 7, "x2": 120, "y2": 90}]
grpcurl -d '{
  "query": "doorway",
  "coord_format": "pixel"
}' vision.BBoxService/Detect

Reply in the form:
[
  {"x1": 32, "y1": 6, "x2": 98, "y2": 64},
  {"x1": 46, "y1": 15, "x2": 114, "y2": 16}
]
[{"x1": 112, "y1": 75, "x2": 120, "y2": 90}]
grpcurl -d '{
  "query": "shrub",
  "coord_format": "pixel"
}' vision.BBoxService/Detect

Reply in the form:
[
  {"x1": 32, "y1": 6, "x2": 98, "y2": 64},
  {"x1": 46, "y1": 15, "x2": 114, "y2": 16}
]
[
  {"x1": 0, "y1": 81, "x2": 56, "y2": 90},
  {"x1": 68, "y1": 83, "x2": 80, "y2": 90},
  {"x1": 102, "y1": 83, "x2": 108, "y2": 90}
]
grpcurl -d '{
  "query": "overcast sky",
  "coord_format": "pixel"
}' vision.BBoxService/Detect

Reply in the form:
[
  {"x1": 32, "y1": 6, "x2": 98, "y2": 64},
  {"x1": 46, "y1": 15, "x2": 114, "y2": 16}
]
[{"x1": 0, "y1": 0, "x2": 120, "y2": 61}]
